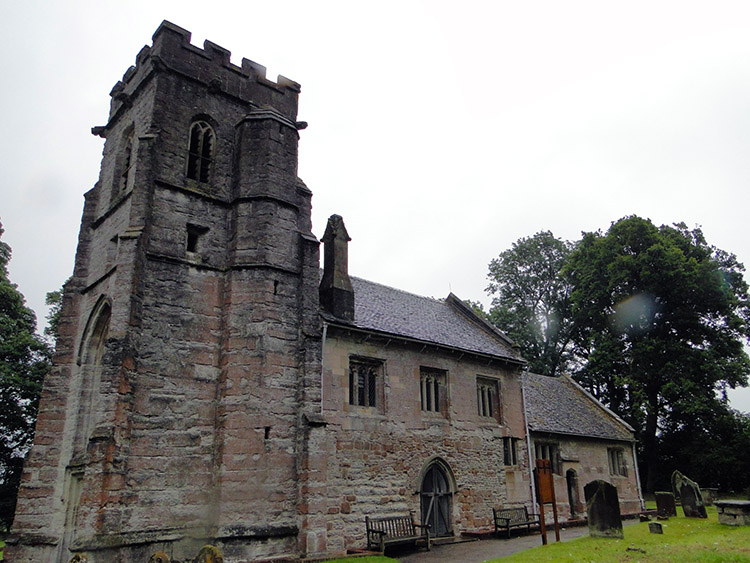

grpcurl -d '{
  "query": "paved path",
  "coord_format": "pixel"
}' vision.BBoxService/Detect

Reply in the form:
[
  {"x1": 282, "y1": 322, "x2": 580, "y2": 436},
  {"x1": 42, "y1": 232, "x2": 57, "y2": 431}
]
[{"x1": 396, "y1": 526, "x2": 592, "y2": 562}]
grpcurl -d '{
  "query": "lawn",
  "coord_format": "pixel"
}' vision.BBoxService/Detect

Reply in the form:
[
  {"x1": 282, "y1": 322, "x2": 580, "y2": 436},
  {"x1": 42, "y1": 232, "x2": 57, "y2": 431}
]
[{"x1": 487, "y1": 506, "x2": 750, "y2": 563}]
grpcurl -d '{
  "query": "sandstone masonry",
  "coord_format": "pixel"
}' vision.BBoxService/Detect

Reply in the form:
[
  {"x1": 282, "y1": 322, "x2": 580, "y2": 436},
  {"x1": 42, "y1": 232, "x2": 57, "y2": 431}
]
[{"x1": 8, "y1": 22, "x2": 643, "y2": 563}]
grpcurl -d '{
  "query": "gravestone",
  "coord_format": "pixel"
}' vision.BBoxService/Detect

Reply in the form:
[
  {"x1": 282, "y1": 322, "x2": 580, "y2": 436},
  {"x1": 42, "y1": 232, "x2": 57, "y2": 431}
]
[
  {"x1": 648, "y1": 522, "x2": 663, "y2": 534},
  {"x1": 584, "y1": 480, "x2": 624, "y2": 538},
  {"x1": 655, "y1": 491, "x2": 677, "y2": 518},
  {"x1": 670, "y1": 470, "x2": 684, "y2": 499},
  {"x1": 703, "y1": 487, "x2": 719, "y2": 506},
  {"x1": 672, "y1": 470, "x2": 707, "y2": 518}
]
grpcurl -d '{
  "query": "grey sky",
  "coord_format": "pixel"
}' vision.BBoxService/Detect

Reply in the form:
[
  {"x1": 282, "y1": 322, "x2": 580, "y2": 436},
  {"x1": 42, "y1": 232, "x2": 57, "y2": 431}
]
[{"x1": 2, "y1": 1, "x2": 750, "y2": 411}]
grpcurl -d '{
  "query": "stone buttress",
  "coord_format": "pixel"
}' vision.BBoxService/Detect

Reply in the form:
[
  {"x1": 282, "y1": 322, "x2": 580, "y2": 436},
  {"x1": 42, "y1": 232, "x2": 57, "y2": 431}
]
[{"x1": 8, "y1": 21, "x2": 325, "y2": 562}]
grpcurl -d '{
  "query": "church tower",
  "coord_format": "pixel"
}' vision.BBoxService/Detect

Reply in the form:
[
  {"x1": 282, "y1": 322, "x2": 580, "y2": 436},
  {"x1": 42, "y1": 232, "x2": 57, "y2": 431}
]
[{"x1": 9, "y1": 22, "x2": 324, "y2": 562}]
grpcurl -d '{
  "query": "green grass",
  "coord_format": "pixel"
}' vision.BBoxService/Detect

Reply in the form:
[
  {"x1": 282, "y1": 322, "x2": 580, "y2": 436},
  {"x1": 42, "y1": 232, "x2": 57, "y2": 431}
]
[{"x1": 487, "y1": 506, "x2": 750, "y2": 563}]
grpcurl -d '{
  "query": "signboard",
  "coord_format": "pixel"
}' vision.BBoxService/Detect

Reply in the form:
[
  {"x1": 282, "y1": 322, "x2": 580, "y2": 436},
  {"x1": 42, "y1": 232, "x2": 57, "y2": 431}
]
[
  {"x1": 533, "y1": 458, "x2": 560, "y2": 544},
  {"x1": 536, "y1": 458, "x2": 555, "y2": 504}
]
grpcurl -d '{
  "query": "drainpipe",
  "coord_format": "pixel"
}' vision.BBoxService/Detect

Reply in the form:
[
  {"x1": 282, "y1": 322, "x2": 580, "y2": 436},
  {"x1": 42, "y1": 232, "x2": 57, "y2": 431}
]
[
  {"x1": 521, "y1": 372, "x2": 537, "y2": 510},
  {"x1": 320, "y1": 321, "x2": 328, "y2": 414},
  {"x1": 631, "y1": 441, "x2": 645, "y2": 511}
]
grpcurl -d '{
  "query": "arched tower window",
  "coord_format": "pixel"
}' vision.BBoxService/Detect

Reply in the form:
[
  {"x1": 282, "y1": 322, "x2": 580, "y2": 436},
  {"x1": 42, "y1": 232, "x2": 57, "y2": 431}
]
[
  {"x1": 74, "y1": 300, "x2": 111, "y2": 454},
  {"x1": 187, "y1": 120, "x2": 215, "y2": 183},
  {"x1": 112, "y1": 124, "x2": 135, "y2": 200},
  {"x1": 120, "y1": 133, "x2": 134, "y2": 191}
]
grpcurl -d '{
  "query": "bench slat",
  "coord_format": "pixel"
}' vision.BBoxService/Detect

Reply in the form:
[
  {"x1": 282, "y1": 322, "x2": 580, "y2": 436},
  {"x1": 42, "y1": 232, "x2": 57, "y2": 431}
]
[
  {"x1": 365, "y1": 514, "x2": 430, "y2": 553},
  {"x1": 493, "y1": 507, "x2": 539, "y2": 539}
]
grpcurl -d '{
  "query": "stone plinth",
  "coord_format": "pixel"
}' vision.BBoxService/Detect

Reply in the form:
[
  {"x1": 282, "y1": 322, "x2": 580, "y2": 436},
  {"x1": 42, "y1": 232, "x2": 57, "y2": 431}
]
[{"x1": 715, "y1": 501, "x2": 750, "y2": 526}]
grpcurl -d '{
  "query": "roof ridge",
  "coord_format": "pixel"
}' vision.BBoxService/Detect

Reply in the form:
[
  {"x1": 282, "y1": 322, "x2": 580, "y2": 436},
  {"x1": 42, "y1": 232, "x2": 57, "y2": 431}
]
[
  {"x1": 350, "y1": 274, "x2": 445, "y2": 304},
  {"x1": 446, "y1": 293, "x2": 519, "y2": 349}
]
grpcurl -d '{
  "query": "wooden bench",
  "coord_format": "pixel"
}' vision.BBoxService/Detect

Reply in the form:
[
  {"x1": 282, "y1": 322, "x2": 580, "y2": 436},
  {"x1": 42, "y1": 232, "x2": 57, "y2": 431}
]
[
  {"x1": 493, "y1": 506, "x2": 539, "y2": 539},
  {"x1": 365, "y1": 513, "x2": 431, "y2": 553}
]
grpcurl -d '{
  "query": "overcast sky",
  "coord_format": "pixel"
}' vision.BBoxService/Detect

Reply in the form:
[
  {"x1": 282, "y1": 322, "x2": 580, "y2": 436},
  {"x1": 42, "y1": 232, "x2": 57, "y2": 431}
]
[{"x1": 2, "y1": 1, "x2": 750, "y2": 411}]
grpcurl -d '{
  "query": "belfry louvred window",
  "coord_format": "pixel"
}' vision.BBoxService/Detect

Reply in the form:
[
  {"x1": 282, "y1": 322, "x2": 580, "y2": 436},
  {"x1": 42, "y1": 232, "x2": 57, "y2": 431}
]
[{"x1": 187, "y1": 121, "x2": 214, "y2": 183}]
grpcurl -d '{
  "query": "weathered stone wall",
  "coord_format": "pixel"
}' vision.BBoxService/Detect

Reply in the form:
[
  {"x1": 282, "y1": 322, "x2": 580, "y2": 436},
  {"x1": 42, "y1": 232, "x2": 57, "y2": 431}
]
[
  {"x1": 320, "y1": 329, "x2": 532, "y2": 553},
  {"x1": 9, "y1": 21, "x2": 321, "y2": 563},
  {"x1": 531, "y1": 432, "x2": 642, "y2": 521}
]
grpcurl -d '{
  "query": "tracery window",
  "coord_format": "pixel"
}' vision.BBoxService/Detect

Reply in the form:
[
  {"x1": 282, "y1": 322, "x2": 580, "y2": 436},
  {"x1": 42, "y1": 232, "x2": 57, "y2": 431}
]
[
  {"x1": 119, "y1": 133, "x2": 134, "y2": 192},
  {"x1": 420, "y1": 367, "x2": 446, "y2": 413},
  {"x1": 187, "y1": 120, "x2": 215, "y2": 183},
  {"x1": 112, "y1": 125, "x2": 135, "y2": 199},
  {"x1": 535, "y1": 441, "x2": 562, "y2": 475},
  {"x1": 349, "y1": 358, "x2": 381, "y2": 408},
  {"x1": 608, "y1": 447, "x2": 627, "y2": 476},
  {"x1": 476, "y1": 377, "x2": 499, "y2": 420},
  {"x1": 503, "y1": 437, "x2": 519, "y2": 466}
]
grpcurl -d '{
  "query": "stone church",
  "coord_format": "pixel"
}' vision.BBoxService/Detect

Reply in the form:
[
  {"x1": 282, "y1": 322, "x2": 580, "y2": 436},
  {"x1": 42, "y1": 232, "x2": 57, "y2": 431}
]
[{"x1": 8, "y1": 22, "x2": 642, "y2": 562}]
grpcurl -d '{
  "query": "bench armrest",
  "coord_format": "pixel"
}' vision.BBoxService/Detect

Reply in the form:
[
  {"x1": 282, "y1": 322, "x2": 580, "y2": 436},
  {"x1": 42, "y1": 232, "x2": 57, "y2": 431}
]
[{"x1": 414, "y1": 523, "x2": 430, "y2": 530}]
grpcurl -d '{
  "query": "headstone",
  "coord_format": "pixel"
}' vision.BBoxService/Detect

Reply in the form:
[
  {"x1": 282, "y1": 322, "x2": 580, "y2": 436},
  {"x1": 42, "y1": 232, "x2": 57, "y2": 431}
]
[
  {"x1": 671, "y1": 470, "x2": 707, "y2": 518},
  {"x1": 703, "y1": 487, "x2": 719, "y2": 506},
  {"x1": 655, "y1": 491, "x2": 677, "y2": 518},
  {"x1": 584, "y1": 480, "x2": 624, "y2": 539},
  {"x1": 670, "y1": 470, "x2": 684, "y2": 499},
  {"x1": 648, "y1": 522, "x2": 663, "y2": 534}
]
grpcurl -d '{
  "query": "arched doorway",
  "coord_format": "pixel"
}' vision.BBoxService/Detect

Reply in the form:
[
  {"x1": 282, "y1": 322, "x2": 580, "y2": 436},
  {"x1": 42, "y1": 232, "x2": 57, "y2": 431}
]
[
  {"x1": 566, "y1": 469, "x2": 580, "y2": 517},
  {"x1": 420, "y1": 460, "x2": 453, "y2": 537}
]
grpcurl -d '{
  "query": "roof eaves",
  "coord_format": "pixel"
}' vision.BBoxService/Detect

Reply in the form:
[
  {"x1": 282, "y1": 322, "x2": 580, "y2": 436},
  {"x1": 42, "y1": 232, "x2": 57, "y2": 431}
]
[
  {"x1": 528, "y1": 427, "x2": 635, "y2": 443},
  {"x1": 322, "y1": 318, "x2": 526, "y2": 367}
]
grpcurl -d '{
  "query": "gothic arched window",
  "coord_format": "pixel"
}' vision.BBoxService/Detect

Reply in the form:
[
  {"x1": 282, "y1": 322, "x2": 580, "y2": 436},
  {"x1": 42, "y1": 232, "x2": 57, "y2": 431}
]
[
  {"x1": 187, "y1": 120, "x2": 215, "y2": 183},
  {"x1": 74, "y1": 300, "x2": 111, "y2": 454}
]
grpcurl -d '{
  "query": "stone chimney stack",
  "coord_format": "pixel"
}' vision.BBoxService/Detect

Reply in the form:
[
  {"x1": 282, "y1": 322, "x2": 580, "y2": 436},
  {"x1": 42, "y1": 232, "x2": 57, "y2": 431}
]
[{"x1": 320, "y1": 214, "x2": 354, "y2": 320}]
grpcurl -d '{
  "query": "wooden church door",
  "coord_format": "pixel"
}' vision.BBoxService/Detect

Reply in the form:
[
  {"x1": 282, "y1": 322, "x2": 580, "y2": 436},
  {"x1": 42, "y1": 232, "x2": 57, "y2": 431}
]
[{"x1": 420, "y1": 463, "x2": 453, "y2": 537}]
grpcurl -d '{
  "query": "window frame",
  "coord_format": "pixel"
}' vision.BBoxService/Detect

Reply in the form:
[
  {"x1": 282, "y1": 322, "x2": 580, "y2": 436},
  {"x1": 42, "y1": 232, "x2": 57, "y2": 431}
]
[
  {"x1": 476, "y1": 376, "x2": 500, "y2": 421},
  {"x1": 186, "y1": 120, "x2": 215, "y2": 184},
  {"x1": 535, "y1": 441, "x2": 562, "y2": 475},
  {"x1": 420, "y1": 367, "x2": 446, "y2": 415},
  {"x1": 503, "y1": 437, "x2": 519, "y2": 466},
  {"x1": 348, "y1": 357, "x2": 382, "y2": 409},
  {"x1": 608, "y1": 447, "x2": 627, "y2": 476}
]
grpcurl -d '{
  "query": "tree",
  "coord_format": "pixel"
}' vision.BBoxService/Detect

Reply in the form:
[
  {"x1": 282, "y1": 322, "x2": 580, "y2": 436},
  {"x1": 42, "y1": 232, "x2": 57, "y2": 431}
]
[
  {"x1": 44, "y1": 277, "x2": 70, "y2": 346},
  {"x1": 657, "y1": 403, "x2": 750, "y2": 494},
  {"x1": 566, "y1": 216, "x2": 750, "y2": 492},
  {"x1": 486, "y1": 231, "x2": 576, "y2": 376},
  {"x1": 0, "y1": 222, "x2": 51, "y2": 530}
]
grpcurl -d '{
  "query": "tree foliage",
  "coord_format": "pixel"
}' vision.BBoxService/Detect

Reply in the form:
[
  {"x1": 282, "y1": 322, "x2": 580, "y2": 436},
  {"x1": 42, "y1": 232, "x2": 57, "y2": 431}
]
[
  {"x1": 0, "y1": 222, "x2": 51, "y2": 530},
  {"x1": 485, "y1": 217, "x2": 750, "y2": 493},
  {"x1": 486, "y1": 231, "x2": 576, "y2": 376},
  {"x1": 565, "y1": 216, "x2": 750, "y2": 491},
  {"x1": 657, "y1": 404, "x2": 750, "y2": 494},
  {"x1": 44, "y1": 277, "x2": 70, "y2": 346}
]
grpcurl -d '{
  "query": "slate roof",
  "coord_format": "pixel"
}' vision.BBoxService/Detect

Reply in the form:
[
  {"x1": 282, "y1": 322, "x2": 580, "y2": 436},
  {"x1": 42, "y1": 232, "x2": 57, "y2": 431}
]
[
  {"x1": 523, "y1": 372, "x2": 635, "y2": 442},
  {"x1": 324, "y1": 276, "x2": 524, "y2": 364}
]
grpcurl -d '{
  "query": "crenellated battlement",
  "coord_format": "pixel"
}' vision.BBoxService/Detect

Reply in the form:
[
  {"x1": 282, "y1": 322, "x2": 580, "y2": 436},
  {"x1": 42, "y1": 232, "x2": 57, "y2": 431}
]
[{"x1": 104, "y1": 20, "x2": 300, "y2": 129}]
